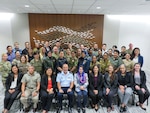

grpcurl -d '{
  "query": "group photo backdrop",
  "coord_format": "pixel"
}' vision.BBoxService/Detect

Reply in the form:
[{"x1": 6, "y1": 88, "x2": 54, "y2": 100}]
[{"x1": 29, "y1": 14, "x2": 104, "y2": 48}]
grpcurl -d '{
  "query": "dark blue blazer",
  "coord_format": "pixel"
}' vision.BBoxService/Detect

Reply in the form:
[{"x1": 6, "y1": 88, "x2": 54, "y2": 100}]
[{"x1": 138, "y1": 55, "x2": 143, "y2": 67}]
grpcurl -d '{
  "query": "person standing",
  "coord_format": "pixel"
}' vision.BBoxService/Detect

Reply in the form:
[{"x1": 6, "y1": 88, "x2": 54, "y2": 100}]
[
  {"x1": 0, "y1": 53, "x2": 11, "y2": 87},
  {"x1": 42, "y1": 50, "x2": 57, "y2": 74},
  {"x1": 20, "y1": 66, "x2": 41, "y2": 112},
  {"x1": 30, "y1": 51, "x2": 43, "y2": 75},
  {"x1": 6, "y1": 45, "x2": 15, "y2": 63},
  {"x1": 131, "y1": 47, "x2": 143, "y2": 67}
]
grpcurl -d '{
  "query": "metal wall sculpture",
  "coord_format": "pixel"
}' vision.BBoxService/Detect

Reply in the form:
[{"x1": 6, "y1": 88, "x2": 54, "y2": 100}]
[{"x1": 29, "y1": 14, "x2": 104, "y2": 48}]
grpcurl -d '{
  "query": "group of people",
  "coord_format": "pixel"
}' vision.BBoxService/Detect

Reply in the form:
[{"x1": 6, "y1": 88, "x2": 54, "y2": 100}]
[{"x1": 0, "y1": 41, "x2": 149, "y2": 113}]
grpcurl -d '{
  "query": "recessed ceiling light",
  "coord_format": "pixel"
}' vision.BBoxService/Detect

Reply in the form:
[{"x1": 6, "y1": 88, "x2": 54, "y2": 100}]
[
  {"x1": 25, "y1": 5, "x2": 30, "y2": 8},
  {"x1": 96, "y1": 6, "x2": 101, "y2": 9}
]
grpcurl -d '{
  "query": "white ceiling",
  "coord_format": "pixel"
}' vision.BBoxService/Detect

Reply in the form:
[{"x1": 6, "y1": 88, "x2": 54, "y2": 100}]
[{"x1": 0, "y1": 0, "x2": 150, "y2": 14}]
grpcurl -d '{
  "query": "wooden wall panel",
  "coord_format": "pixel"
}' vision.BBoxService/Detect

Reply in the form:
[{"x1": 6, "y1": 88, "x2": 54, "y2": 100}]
[{"x1": 29, "y1": 13, "x2": 104, "y2": 48}]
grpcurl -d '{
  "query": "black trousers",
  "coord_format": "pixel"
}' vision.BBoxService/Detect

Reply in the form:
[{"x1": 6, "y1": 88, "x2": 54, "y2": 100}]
[
  {"x1": 136, "y1": 89, "x2": 150, "y2": 104},
  {"x1": 57, "y1": 87, "x2": 74, "y2": 108},
  {"x1": 103, "y1": 88, "x2": 117, "y2": 107},
  {"x1": 4, "y1": 90, "x2": 20, "y2": 110},
  {"x1": 89, "y1": 89, "x2": 102, "y2": 105},
  {"x1": 40, "y1": 90, "x2": 54, "y2": 111}
]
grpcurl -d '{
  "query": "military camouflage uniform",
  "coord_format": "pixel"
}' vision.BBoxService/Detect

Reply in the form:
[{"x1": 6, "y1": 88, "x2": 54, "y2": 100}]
[
  {"x1": 30, "y1": 59, "x2": 43, "y2": 75},
  {"x1": 0, "y1": 61, "x2": 11, "y2": 86},
  {"x1": 68, "y1": 57, "x2": 78, "y2": 73}
]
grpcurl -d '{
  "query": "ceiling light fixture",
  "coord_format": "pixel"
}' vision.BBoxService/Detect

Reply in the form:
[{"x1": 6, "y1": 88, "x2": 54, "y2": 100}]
[
  {"x1": 25, "y1": 5, "x2": 30, "y2": 8},
  {"x1": 96, "y1": 6, "x2": 101, "y2": 9}
]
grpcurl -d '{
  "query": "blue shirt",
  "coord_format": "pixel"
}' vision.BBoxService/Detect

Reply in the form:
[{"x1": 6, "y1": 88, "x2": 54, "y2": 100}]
[
  {"x1": 56, "y1": 71, "x2": 73, "y2": 87},
  {"x1": 7, "y1": 52, "x2": 15, "y2": 63}
]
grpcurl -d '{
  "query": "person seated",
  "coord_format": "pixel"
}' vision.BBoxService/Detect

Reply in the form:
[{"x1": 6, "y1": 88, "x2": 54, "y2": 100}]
[
  {"x1": 133, "y1": 63, "x2": 150, "y2": 110},
  {"x1": 117, "y1": 64, "x2": 133, "y2": 112},
  {"x1": 88, "y1": 65, "x2": 103, "y2": 111},
  {"x1": 2, "y1": 65, "x2": 23, "y2": 113},
  {"x1": 103, "y1": 65, "x2": 118, "y2": 112},
  {"x1": 20, "y1": 66, "x2": 41, "y2": 112},
  {"x1": 74, "y1": 66, "x2": 88, "y2": 113},
  {"x1": 40, "y1": 67, "x2": 56, "y2": 113},
  {"x1": 56, "y1": 64, "x2": 74, "y2": 113}
]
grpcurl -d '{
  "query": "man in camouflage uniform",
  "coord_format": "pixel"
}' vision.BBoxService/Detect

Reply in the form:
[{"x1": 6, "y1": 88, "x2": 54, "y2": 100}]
[
  {"x1": 68, "y1": 51, "x2": 78, "y2": 74},
  {"x1": 42, "y1": 50, "x2": 57, "y2": 74}
]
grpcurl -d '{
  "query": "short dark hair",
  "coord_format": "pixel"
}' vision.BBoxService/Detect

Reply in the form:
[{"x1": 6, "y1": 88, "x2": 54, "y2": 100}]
[
  {"x1": 114, "y1": 50, "x2": 120, "y2": 54},
  {"x1": 6, "y1": 45, "x2": 12, "y2": 49}
]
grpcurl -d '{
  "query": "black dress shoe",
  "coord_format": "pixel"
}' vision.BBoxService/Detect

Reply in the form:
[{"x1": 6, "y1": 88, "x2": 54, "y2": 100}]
[
  {"x1": 77, "y1": 108, "x2": 80, "y2": 113},
  {"x1": 120, "y1": 106, "x2": 124, "y2": 112},
  {"x1": 68, "y1": 107, "x2": 72, "y2": 113},
  {"x1": 82, "y1": 108, "x2": 86, "y2": 113},
  {"x1": 33, "y1": 108, "x2": 37, "y2": 113},
  {"x1": 95, "y1": 108, "x2": 98, "y2": 112},
  {"x1": 24, "y1": 107, "x2": 30, "y2": 112},
  {"x1": 57, "y1": 108, "x2": 62, "y2": 113},
  {"x1": 140, "y1": 106, "x2": 146, "y2": 111},
  {"x1": 136, "y1": 102, "x2": 140, "y2": 106},
  {"x1": 123, "y1": 106, "x2": 127, "y2": 111}
]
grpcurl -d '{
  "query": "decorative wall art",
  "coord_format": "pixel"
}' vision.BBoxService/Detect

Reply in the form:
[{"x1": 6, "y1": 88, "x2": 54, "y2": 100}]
[{"x1": 29, "y1": 14, "x2": 104, "y2": 48}]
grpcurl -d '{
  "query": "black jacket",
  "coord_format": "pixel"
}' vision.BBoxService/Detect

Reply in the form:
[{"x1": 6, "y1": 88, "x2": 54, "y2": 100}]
[
  {"x1": 104, "y1": 73, "x2": 118, "y2": 90},
  {"x1": 117, "y1": 71, "x2": 133, "y2": 89},
  {"x1": 133, "y1": 70, "x2": 148, "y2": 90},
  {"x1": 40, "y1": 74, "x2": 56, "y2": 92},
  {"x1": 5, "y1": 73, "x2": 23, "y2": 91},
  {"x1": 89, "y1": 72, "x2": 103, "y2": 92}
]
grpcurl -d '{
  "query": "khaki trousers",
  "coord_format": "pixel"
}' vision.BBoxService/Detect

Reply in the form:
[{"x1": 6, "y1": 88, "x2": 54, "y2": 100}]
[{"x1": 20, "y1": 88, "x2": 39, "y2": 109}]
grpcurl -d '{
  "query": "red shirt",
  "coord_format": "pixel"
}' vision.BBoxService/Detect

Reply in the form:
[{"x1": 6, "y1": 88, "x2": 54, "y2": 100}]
[{"x1": 47, "y1": 79, "x2": 52, "y2": 90}]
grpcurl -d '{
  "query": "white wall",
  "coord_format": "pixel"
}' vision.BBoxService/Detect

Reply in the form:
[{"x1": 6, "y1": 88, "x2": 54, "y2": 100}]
[
  {"x1": 0, "y1": 13, "x2": 30, "y2": 61},
  {"x1": 11, "y1": 13, "x2": 30, "y2": 49},
  {"x1": 0, "y1": 16, "x2": 13, "y2": 57},
  {"x1": 103, "y1": 15, "x2": 150, "y2": 70},
  {"x1": 103, "y1": 15, "x2": 120, "y2": 49}
]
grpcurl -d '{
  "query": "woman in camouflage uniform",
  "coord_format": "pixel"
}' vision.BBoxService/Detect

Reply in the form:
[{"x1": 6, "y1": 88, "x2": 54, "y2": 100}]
[{"x1": 0, "y1": 53, "x2": 11, "y2": 87}]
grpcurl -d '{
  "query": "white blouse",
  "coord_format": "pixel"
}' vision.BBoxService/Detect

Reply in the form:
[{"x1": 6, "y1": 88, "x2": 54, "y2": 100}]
[{"x1": 10, "y1": 77, "x2": 17, "y2": 89}]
